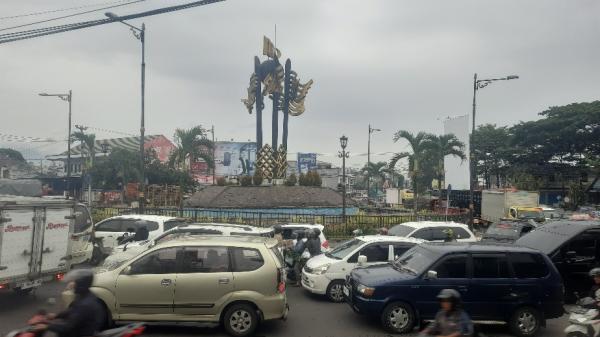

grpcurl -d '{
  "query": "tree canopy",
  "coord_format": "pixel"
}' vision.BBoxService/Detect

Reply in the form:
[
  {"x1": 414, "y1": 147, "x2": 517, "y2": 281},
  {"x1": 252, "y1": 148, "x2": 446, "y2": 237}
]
[{"x1": 0, "y1": 148, "x2": 26, "y2": 162}]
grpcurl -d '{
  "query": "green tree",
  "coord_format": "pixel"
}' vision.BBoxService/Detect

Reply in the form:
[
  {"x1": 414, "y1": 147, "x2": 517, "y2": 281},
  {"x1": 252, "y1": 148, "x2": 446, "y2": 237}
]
[
  {"x1": 90, "y1": 148, "x2": 141, "y2": 190},
  {"x1": 389, "y1": 130, "x2": 435, "y2": 215},
  {"x1": 361, "y1": 161, "x2": 389, "y2": 196},
  {"x1": 0, "y1": 148, "x2": 25, "y2": 162},
  {"x1": 427, "y1": 134, "x2": 466, "y2": 190},
  {"x1": 472, "y1": 124, "x2": 513, "y2": 188},
  {"x1": 71, "y1": 131, "x2": 96, "y2": 169},
  {"x1": 169, "y1": 126, "x2": 214, "y2": 172}
]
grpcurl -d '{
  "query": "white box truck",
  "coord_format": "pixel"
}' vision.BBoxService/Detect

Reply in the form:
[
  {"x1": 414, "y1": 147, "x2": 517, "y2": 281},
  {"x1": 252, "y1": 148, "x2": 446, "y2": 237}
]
[
  {"x1": 480, "y1": 190, "x2": 542, "y2": 224},
  {"x1": 0, "y1": 196, "x2": 81, "y2": 293}
]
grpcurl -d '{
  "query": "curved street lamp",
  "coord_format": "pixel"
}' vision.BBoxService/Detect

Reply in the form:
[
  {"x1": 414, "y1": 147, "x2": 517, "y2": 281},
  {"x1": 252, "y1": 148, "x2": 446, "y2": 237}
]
[{"x1": 338, "y1": 135, "x2": 350, "y2": 223}]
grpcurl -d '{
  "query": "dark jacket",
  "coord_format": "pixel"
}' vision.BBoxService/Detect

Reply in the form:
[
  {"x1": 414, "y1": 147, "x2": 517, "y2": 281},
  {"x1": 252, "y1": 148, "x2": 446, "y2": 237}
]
[
  {"x1": 48, "y1": 292, "x2": 103, "y2": 337},
  {"x1": 426, "y1": 309, "x2": 473, "y2": 337},
  {"x1": 306, "y1": 238, "x2": 322, "y2": 257}
]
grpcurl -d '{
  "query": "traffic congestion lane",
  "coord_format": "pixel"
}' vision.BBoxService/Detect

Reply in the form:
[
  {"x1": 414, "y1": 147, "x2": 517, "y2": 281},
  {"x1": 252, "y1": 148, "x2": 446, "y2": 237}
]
[{"x1": 0, "y1": 282, "x2": 567, "y2": 337}]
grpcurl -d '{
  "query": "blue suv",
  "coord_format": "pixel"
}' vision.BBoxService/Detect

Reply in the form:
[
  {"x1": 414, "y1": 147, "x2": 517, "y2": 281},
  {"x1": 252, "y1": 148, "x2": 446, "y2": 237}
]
[{"x1": 344, "y1": 243, "x2": 564, "y2": 336}]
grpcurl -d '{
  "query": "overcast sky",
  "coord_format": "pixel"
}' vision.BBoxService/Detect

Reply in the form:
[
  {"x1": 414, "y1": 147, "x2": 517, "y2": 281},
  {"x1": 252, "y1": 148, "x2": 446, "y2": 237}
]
[{"x1": 1, "y1": 0, "x2": 599, "y2": 168}]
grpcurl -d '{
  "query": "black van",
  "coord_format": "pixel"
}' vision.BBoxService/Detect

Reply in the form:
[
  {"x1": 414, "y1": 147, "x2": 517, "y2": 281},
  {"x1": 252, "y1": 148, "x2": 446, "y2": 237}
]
[{"x1": 515, "y1": 220, "x2": 600, "y2": 301}]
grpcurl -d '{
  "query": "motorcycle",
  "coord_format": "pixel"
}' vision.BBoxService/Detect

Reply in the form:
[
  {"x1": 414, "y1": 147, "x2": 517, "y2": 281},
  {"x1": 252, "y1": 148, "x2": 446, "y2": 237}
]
[
  {"x1": 4, "y1": 316, "x2": 145, "y2": 337},
  {"x1": 565, "y1": 297, "x2": 600, "y2": 337}
]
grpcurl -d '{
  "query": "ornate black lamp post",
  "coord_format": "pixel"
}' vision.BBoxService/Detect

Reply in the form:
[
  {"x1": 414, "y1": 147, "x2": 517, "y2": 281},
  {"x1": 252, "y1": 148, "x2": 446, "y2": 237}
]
[{"x1": 338, "y1": 135, "x2": 350, "y2": 223}]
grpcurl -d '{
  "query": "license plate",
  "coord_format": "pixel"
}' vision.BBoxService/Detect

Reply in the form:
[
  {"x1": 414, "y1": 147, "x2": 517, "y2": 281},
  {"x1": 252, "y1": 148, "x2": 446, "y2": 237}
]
[
  {"x1": 343, "y1": 285, "x2": 350, "y2": 296},
  {"x1": 18, "y1": 279, "x2": 42, "y2": 289}
]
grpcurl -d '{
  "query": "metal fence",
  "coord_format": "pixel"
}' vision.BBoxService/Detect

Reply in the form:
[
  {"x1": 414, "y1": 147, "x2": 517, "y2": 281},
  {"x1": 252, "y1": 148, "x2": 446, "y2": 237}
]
[{"x1": 92, "y1": 207, "x2": 470, "y2": 238}]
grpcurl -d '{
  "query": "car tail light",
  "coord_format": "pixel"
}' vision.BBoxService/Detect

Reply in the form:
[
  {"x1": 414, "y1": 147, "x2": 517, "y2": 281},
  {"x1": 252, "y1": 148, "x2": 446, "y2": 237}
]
[
  {"x1": 0, "y1": 283, "x2": 8, "y2": 289},
  {"x1": 123, "y1": 326, "x2": 146, "y2": 337},
  {"x1": 55, "y1": 273, "x2": 65, "y2": 281},
  {"x1": 322, "y1": 240, "x2": 330, "y2": 249},
  {"x1": 277, "y1": 268, "x2": 286, "y2": 293}
]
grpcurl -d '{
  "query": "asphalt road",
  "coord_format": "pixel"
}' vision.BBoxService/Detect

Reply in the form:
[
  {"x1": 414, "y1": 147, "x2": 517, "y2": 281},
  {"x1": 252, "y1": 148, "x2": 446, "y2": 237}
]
[{"x1": 0, "y1": 282, "x2": 568, "y2": 337}]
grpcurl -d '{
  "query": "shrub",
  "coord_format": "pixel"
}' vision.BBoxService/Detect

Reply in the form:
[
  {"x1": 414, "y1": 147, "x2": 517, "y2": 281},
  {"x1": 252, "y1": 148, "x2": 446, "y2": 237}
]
[
  {"x1": 240, "y1": 175, "x2": 253, "y2": 186},
  {"x1": 216, "y1": 177, "x2": 226, "y2": 186},
  {"x1": 253, "y1": 170, "x2": 264, "y2": 186},
  {"x1": 285, "y1": 173, "x2": 297, "y2": 186},
  {"x1": 298, "y1": 173, "x2": 307, "y2": 186}
]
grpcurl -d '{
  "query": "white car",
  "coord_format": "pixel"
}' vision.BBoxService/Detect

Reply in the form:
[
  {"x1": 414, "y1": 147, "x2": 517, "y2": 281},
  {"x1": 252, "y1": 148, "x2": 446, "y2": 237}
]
[
  {"x1": 388, "y1": 221, "x2": 477, "y2": 242},
  {"x1": 94, "y1": 215, "x2": 188, "y2": 254},
  {"x1": 280, "y1": 223, "x2": 329, "y2": 251},
  {"x1": 301, "y1": 235, "x2": 423, "y2": 302},
  {"x1": 100, "y1": 223, "x2": 274, "y2": 271}
]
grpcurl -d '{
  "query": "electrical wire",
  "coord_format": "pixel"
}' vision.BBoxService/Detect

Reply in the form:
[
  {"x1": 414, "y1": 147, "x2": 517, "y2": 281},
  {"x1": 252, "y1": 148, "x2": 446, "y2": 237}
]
[
  {"x1": 0, "y1": 0, "x2": 224, "y2": 44},
  {"x1": 0, "y1": 0, "x2": 147, "y2": 33},
  {"x1": 0, "y1": 0, "x2": 144, "y2": 20}
]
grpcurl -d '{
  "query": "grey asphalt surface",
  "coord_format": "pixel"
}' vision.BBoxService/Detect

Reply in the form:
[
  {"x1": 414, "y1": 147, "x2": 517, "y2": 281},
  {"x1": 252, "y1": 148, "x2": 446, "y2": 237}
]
[{"x1": 0, "y1": 281, "x2": 569, "y2": 337}]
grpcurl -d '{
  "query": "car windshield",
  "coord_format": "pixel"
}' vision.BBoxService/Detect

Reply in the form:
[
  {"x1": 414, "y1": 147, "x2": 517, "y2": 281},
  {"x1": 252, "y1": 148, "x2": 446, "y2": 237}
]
[
  {"x1": 393, "y1": 246, "x2": 438, "y2": 274},
  {"x1": 389, "y1": 224, "x2": 414, "y2": 237},
  {"x1": 326, "y1": 238, "x2": 364, "y2": 259}
]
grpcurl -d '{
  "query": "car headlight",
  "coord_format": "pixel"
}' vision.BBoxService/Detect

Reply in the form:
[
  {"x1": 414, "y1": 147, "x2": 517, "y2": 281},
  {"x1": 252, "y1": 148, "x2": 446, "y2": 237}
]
[
  {"x1": 313, "y1": 264, "x2": 331, "y2": 275},
  {"x1": 357, "y1": 284, "x2": 375, "y2": 297}
]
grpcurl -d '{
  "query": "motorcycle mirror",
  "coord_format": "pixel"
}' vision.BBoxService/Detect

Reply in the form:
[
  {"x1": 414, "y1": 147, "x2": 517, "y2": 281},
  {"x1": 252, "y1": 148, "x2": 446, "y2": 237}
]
[
  {"x1": 426, "y1": 270, "x2": 438, "y2": 279},
  {"x1": 357, "y1": 255, "x2": 368, "y2": 266}
]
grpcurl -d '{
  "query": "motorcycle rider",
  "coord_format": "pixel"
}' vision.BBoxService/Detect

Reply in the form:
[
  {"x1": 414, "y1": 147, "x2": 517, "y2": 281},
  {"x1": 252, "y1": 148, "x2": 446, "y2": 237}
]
[
  {"x1": 291, "y1": 230, "x2": 308, "y2": 286},
  {"x1": 34, "y1": 269, "x2": 104, "y2": 337},
  {"x1": 420, "y1": 289, "x2": 473, "y2": 337},
  {"x1": 589, "y1": 267, "x2": 600, "y2": 304},
  {"x1": 273, "y1": 224, "x2": 284, "y2": 247},
  {"x1": 306, "y1": 229, "x2": 322, "y2": 257}
]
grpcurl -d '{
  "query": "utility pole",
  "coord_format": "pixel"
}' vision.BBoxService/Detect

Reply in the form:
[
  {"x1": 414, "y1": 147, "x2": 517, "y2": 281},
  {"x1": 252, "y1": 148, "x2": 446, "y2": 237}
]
[
  {"x1": 367, "y1": 124, "x2": 381, "y2": 205},
  {"x1": 211, "y1": 125, "x2": 216, "y2": 184},
  {"x1": 75, "y1": 125, "x2": 92, "y2": 206},
  {"x1": 39, "y1": 90, "x2": 72, "y2": 199}
]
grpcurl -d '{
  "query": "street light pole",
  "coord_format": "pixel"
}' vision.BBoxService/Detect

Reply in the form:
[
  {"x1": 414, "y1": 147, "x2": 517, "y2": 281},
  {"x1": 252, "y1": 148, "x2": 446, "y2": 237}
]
[
  {"x1": 338, "y1": 136, "x2": 349, "y2": 224},
  {"x1": 39, "y1": 90, "x2": 72, "y2": 199},
  {"x1": 106, "y1": 12, "x2": 146, "y2": 213},
  {"x1": 367, "y1": 124, "x2": 381, "y2": 205},
  {"x1": 469, "y1": 73, "x2": 519, "y2": 225}
]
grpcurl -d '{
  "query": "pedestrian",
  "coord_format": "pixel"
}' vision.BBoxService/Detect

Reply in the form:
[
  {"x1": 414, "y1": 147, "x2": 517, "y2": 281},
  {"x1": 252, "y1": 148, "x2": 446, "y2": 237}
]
[
  {"x1": 420, "y1": 289, "x2": 473, "y2": 337},
  {"x1": 292, "y1": 230, "x2": 307, "y2": 286}
]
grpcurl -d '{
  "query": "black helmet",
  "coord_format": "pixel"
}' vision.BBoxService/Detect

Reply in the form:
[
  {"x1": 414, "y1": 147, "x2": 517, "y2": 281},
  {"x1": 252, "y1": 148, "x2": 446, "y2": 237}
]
[
  {"x1": 313, "y1": 228, "x2": 321, "y2": 236},
  {"x1": 590, "y1": 268, "x2": 600, "y2": 277},
  {"x1": 273, "y1": 224, "x2": 283, "y2": 234},
  {"x1": 296, "y1": 230, "x2": 305, "y2": 240},
  {"x1": 64, "y1": 269, "x2": 94, "y2": 295}
]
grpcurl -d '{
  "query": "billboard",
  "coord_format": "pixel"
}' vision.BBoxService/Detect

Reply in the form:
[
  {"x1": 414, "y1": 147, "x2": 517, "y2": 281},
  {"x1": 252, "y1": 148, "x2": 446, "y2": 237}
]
[
  {"x1": 443, "y1": 115, "x2": 470, "y2": 190},
  {"x1": 215, "y1": 141, "x2": 257, "y2": 177},
  {"x1": 297, "y1": 153, "x2": 317, "y2": 173}
]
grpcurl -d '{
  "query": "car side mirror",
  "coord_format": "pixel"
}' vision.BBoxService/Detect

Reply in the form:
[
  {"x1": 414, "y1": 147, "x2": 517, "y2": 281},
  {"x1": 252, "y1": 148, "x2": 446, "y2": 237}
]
[
  {"x1": 357, "y1": 255, "x2": 368, "y2": 266},
  {"x1": 426, "y1": 270, "x2": 438, "y2": 279},
  {"x1": 121, "y1": 266, "x2": 132, "y2": 275}
]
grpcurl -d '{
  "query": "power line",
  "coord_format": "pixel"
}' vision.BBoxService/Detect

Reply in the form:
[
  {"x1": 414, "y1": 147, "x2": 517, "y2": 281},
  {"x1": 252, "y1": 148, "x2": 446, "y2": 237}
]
[
  {"x1": 0, "y1": 0, "x2": 144, "y2": 20},
  {"x1": 0, "y1": 0, "x2": 146, "y2": 33},
  {"x1": 0, "y1": 0, "x2": 225, "y2": 45}
]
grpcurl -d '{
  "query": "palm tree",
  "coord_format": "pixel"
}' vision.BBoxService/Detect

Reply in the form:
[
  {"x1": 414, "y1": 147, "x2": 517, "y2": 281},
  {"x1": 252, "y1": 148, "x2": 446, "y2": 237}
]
[
  {"x1": 389, "y1": 130, "x2": 434, "y2": 216},
  {"x1": 361, "y1": 161, "x2": 389, "y2": 197},
  {"x1": 169, "y1": 126, "x2": 214, "y2": 173},
  {"x1": 71, "y1": 131, "x2": 96, "y2": 170},
  {"x1": 427, "y1": 134, "x2": 466, "y2": 190}
]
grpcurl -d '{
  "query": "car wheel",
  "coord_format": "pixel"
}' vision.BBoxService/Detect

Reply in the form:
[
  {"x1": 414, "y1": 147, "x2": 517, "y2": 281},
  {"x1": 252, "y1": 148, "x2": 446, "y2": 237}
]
[
  {"x1": 381, "y1": 301, "x2": 415, "y2": 334},
  {"x1": 223, "y1": 303, "x2": 258, "y2": 337},
  {"x1": 326, "y1": 280, "x2": 345, "y2": 303},
  {"x1": 509, "y1": 307, "x2": 541, "y2": 337}
]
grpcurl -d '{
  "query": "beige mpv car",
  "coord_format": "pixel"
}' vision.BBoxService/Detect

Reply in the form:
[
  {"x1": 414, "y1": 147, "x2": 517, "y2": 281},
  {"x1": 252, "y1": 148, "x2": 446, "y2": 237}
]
[{"x1": 92, "y1": 236, "x2": 288, "y2": 337}]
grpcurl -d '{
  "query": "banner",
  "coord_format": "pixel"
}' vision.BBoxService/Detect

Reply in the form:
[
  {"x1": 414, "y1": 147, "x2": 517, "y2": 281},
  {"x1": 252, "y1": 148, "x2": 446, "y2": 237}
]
[
  {"x1": 297, "y1": 153, "x2": 317, "y2": 173},
  {"x1": 215, "y1": 142, "x2": 257, "y2": 177}
]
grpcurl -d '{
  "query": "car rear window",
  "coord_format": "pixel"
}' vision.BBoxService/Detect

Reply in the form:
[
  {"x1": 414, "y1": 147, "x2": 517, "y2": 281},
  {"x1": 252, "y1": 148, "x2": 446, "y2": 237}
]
[
  {"x1": 389, "y1": 224, "x2": 414, "y2": 237},
  {"x1": 511, "y1": 253, "x2": 549, "y2": 278},
  {"x1": 231, "y1": 247, "x2": 264, "y2": 272}
]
